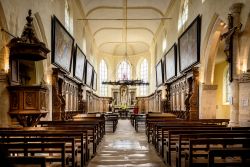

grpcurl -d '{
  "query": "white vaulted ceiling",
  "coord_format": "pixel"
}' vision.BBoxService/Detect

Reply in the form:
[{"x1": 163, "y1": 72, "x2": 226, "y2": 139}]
[{"x1": 79, "y1": 0, "x2": 171, "y2": 56}]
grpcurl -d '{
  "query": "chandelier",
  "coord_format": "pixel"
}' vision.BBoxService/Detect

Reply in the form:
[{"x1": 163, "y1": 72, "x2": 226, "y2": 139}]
[
  {"x1": 102, "y1": 79, "x2": 149, "y2": 86},
  {"x1": 101, "y1": 0, "x2": 149, "y2": 86}
]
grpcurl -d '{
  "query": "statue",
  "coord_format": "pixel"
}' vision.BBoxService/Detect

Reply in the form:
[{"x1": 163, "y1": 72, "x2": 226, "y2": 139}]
[
  {"x1": 220, "y1": 14, "x2": 242, "y2": 61},
  {"x1": 120, "y1": 86, "x2": 128, "y2": 105}
]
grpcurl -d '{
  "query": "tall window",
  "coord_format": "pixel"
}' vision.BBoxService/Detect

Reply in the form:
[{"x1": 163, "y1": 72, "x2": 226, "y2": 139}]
[
  {"x1": 65, "y1": 0, "x2": 73, "y2": 34},
  {"x1": 117, "y1": 61, "x2": 131, "y2": 80},
  {"x1": 223, "y1": 67, "x2": 230, "y2": 104},
  {"x1": 178, "y1": 0, "x2": 189, "y2": 31},
  {"x1": 140, "y1": 59, "x2": 149, "y2": 96},
  {"x1": 100, "y1": 60, "x2": 108, "y2": 96}
]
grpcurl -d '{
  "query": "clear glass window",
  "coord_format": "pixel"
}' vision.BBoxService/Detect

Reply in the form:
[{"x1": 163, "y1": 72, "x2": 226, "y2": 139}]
[
  {"x1": 100, "y1": 60, "x2": 108, "y2": 96},
  {"x1": 140, "y1": 59, "x2": 148, "y2": 96}
]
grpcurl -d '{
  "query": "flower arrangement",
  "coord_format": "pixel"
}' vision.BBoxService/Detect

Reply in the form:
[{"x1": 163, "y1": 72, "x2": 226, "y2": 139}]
[{"x1": 120, "y1": 103, "x2": 127, "y2": 110}]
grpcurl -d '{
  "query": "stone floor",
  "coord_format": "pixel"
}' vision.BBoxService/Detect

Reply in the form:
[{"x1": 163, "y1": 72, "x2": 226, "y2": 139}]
[{"x1": 87, "y1": 119, "x2": 167, "y2": 167}]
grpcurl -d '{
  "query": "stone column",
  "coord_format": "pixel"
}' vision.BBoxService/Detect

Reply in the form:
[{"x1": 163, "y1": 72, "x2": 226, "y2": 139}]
[
  {"x1": 200, "y1": 84, "x2": 217, "y2": 119},
  {"x1": 229, "y1": 3, "x2": 243, "y2": 126},
  {"x1": 239, "y1": 72, "x2": 250, "y2": 127}
]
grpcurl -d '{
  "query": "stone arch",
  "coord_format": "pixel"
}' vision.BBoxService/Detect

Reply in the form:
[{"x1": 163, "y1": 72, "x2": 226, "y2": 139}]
[
  {"x1": 240, "y1": 13, "x2": 250, "y2": 71},
  {"x1": 201, "y1": 14, "x2": 225, "y2": 84},
  {"x1": 199, "y1": 13, "x2": 227, "y2": 119}
]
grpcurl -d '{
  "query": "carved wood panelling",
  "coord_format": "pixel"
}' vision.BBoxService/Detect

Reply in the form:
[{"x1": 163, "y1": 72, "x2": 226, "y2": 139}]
[
  {"x1": 137, "y1": 90, "x2": 162, "y2": 113},
  {"x1": 10, "y1": 92, "x2": 19, "y2": 110},
  {"x1": 52, "y1": 68, "x2": 83, "y2": 120},
  {"x1": 24, "y1": 92, "x2": 37, "y2": 109},
  {"x1": 166, "y1": 67, "x2": 199, "y2": 119},
  {"x1": 86, "y1": 90, "x2": 110, "y2": 113}
]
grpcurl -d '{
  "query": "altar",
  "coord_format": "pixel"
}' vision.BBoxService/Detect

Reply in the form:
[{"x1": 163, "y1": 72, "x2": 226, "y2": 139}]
[{"x1": 112, "y1": 85, "x2": 136, "y2": 107}]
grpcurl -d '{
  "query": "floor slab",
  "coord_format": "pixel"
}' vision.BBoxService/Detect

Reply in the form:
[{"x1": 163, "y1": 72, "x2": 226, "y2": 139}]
[{"x1": 87, "y1": 120, "x2": 167, "y2": 167}]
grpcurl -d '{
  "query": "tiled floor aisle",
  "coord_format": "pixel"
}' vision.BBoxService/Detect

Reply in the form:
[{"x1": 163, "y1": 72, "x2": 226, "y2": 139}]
[{"x1": 87, "y1": 119, "x2": 167, "y2": 167}]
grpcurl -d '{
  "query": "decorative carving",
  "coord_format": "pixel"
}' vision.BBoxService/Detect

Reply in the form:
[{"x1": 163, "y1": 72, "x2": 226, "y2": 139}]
[
  {"x1": 165, "y1": 84, "x2": 171, "y2": 112},
  {"x1": 7, "y1": 10, "x2": 49, "y2": 61},
  {"x1": 10, "y1": 92, "x2": 19, "y2": 109},
  {"x1": 25, "y1": 92, "x2": 34, "y2": 107},
  {"x1": 220, "y1": 14, "x2": 242, "y2": 82},
  {"x1": 78, "y1": 85, "x2": 84, "y2": 112},
  {"x1": 52, "y1": 68, "x2": 83, "y2": 120},
  {"x1": 40, "y1": 92, "x2": 47, "y2": 110},
  {"x1": 8, "y1": 85, "x2": 48, "y2": 126},
  {"x1": 189, "y1": 67, "x2": 199, "y2": 120},
  {"x1": 221, "y1": 15, "x2": 237, "y2": 59},
  {"x1": 184, "y1": 77, "x2": 193, "y2": 119}
]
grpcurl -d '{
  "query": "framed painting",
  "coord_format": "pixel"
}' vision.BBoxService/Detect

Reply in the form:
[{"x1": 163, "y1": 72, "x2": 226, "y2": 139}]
[
  {"x1": 92, "y1": 70, "x2": 97, "y2": 91},
  {"x1": 164, "y1": 43, "x2": 177, "y2": 82},
  {"x1": 73, "y1": 45, "x2": 86, "y2": 81},
  {"x1": 85, "y1": 60, "x2": 93, "y2": 88},
  {"x1": 51, "y1": 15, "x2": 74, "y2": 73},
  {"x1": 156, "y1": 60, "x2": 164, "y2": 87},
  {"x1": 178, "y1": 15, "x2": 201, "y2": 73}
]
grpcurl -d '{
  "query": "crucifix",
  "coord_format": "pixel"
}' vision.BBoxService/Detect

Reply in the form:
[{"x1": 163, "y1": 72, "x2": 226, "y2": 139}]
[{"x1": 220, "y1": 14, "x2": 242, "y2": 82}]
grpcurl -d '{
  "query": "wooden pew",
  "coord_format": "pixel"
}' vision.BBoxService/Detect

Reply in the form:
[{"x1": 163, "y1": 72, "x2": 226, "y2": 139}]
[
  {"x1": 0, "y1": 129, "x2": 88, "y2": 167},
  {"x1": 152, "y1": 122, "x2": 220, "y2": 148},
  {"x1": 176, "y1": 132, "x2": 250, "y2": 167},
  {"x1": 40, "y1": 120, "x2": 103, "y2": 143},
  {"x1": 0, "y1": 142, "x2": 66, "y2": 167},
  {"x1": 208, "y1": 148, "x2": 250, "y2": 167},
  {"x1": 0, "y1": 137, "x2": 77, "y2": 167},
  {"x1": 146, "y1": 119, "x2": 181, "y2": 143},
  {"x1": 39, "y1": 121, "x2": 100, "y2": 155},
  {"x1": 73, "y1": 114, "x2": 106, "y2": 136},
  {"x1": 187, "y1": 138, "x2": 250, "y2": 167},
  {"x1": 7, "y1": 156, "x2": 47, "y2": 167},
  {"x1": 162, "y1": 128, "x2": 250, "y2": 166},
  {"x1": 134, "y1": 114, "x2": 146, "y2": 132},
  {"x1": 105, "y1": 113, "x2": 119, "y2": 132},
  {"x1": 159, "y1": 126, "x2": 230, "y2": 158}
]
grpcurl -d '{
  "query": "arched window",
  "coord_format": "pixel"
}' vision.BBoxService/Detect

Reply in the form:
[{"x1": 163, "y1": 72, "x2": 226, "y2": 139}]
[
  {"x1": 223, "y1": 66, "x2": 230, "y2": 104},
  {"x1": 100, "y1": 60, "x2": 108, "y2": 96},
  {"x1": 178, "y1": 0, "x2": 189, "y2": 31},
  {"x1": 140, "y1": 59, "x2": 148, "y2": 96},
  {"x1": 65, "y1": 0, "x2": 73, "y2": 34},
  {"x1": 117, "y1": 61, "x2": 131, "y2": 80}
]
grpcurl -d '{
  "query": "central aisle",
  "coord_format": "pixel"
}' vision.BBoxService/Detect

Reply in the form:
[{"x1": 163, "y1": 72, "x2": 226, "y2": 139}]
[{"x1": 88, "y1": 120, "x2": 167, "y2": 167}]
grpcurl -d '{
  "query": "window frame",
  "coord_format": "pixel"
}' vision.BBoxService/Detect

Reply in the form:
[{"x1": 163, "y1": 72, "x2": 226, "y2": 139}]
[{"x1": 99, "y1": 59, "x2": 108, "y2": 96}]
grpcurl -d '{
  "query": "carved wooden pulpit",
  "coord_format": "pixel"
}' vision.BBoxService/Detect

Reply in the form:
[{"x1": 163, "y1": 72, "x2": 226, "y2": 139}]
[
  {"x1": 7, "y1": 10, "x2": 49, "y2": 126},
  {"x1": 8, "y1": 85, "x2": 48, "y2": 126}
]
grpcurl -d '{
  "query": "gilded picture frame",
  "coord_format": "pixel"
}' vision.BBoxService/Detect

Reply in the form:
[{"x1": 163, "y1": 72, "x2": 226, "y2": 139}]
[
  {"x1": 156, "y1": 60, "x2": 164, "y2": 87},
  {"x1": 51, "y1": 15, "x2": 74, "y2": 73},
  {"x1": 73, "y1": 44, "x2": 86, "y2": 81},
  {"x1": 178, "y1": 15, "x2": 201, "y2": 73},
  {"x1": 85, "y1": 60, "x2": 93, "y2": 88},
  {"x1": 164, "y1": 43, "x2": 177, "y2": 82}
]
